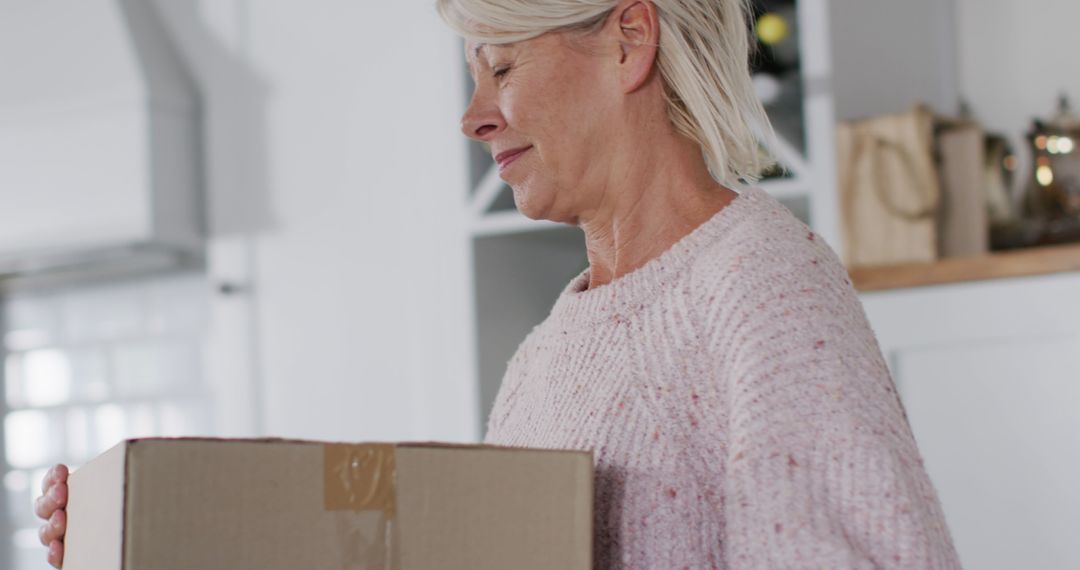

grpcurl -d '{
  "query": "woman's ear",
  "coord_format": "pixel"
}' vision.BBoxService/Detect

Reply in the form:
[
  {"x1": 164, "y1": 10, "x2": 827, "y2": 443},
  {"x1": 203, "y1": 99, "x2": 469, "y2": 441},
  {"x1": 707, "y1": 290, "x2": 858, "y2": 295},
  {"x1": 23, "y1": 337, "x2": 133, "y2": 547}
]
[{"x1": 612, "y1": 0, "x2": 660, "y2": 93}]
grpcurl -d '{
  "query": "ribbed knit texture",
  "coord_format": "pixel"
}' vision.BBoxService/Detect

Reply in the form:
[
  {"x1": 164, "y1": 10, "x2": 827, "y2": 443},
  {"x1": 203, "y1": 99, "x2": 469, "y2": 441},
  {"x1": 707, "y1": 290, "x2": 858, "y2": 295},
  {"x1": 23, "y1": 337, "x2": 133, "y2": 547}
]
[{"x1": 483, "y1": 186, "x2": 962, "y2": 569}]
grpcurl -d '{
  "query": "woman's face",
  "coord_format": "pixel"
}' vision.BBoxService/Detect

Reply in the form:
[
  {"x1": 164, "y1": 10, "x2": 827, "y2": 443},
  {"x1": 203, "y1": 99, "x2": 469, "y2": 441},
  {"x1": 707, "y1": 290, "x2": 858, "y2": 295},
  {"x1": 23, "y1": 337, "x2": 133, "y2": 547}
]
[{"x1": 463, "y1": 32, "x2": 618, "y2": 224}]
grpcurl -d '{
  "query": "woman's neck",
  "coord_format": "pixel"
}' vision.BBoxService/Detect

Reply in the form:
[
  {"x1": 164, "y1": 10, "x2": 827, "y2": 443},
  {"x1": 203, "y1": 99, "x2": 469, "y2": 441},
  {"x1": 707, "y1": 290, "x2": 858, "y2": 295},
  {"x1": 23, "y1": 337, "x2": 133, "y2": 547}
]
[{"x1": 577, "y1": 135, "x2": 737, "y2": 290}]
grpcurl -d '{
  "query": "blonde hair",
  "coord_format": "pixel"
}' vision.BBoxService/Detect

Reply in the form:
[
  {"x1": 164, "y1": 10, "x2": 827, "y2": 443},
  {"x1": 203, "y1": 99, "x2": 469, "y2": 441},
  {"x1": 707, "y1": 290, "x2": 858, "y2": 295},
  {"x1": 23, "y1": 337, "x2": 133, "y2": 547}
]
[{"x1": 437, "y1": 0, "x2": 778, "y2": 185}]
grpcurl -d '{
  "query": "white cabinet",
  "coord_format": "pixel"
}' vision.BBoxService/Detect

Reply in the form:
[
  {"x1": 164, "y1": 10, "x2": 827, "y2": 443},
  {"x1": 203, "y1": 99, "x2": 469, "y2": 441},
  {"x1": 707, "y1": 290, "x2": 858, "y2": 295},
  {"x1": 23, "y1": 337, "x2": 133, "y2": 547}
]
[
  {"x1": 861, "y1": 275, "x2": 1080, "y2": 570},
  {"x1": 0, "y1": 0, "x2": 201, "y2": 276}
]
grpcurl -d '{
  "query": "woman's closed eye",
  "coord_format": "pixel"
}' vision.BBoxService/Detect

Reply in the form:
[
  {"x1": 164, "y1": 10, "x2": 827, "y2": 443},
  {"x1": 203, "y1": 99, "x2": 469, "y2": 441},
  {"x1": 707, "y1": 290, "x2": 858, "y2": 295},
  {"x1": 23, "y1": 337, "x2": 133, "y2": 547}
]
[{"x1": 493, "y1": 65, "x2": 511, "y2": 80}]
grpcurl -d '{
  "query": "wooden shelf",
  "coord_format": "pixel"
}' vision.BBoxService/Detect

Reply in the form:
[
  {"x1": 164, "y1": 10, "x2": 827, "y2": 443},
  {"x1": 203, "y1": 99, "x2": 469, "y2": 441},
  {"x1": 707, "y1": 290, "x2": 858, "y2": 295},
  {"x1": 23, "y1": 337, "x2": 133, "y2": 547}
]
[{"x1": 850, "y1": 243, "x2": 1080, "y2": 292}]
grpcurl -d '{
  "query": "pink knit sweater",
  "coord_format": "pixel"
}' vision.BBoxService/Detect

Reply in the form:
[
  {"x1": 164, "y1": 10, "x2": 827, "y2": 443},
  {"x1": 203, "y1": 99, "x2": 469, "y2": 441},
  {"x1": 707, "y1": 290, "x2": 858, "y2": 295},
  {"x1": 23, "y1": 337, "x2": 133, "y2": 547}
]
[{"x1": 483, "y1": 187, "x2": 962, "y2": 569}]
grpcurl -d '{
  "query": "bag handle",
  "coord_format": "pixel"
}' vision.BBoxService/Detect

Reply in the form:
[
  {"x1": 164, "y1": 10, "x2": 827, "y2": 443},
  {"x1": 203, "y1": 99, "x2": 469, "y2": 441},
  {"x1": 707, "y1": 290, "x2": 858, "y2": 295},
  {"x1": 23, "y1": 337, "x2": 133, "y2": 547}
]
[{"x1": 841, "y1": 131, "x2": 939, "y2": 222}]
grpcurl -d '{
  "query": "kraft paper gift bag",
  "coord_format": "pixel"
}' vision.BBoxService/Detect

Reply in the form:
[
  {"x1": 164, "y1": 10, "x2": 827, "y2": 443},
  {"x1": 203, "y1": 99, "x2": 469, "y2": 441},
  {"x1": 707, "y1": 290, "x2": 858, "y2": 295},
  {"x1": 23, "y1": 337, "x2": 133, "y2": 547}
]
[{"x1": 837, "y1": 105, "x2": 941, "y2": 267}]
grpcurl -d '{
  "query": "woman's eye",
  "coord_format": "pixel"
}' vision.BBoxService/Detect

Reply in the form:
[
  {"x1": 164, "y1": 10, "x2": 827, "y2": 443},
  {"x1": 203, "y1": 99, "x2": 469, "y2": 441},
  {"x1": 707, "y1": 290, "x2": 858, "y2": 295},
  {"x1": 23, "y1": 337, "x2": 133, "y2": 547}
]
[{"x1": 493, "y1": 66, "x2": 511, "y2": 80}]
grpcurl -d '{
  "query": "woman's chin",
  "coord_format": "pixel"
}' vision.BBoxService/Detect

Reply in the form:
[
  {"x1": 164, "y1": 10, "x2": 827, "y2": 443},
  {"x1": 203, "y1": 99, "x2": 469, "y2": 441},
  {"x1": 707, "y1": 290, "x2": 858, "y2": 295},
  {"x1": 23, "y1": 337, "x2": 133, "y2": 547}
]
[
  {"x1": 511, "y1": 186, "x2": 553, "y2": 221},
  {"x1": 510, "y1": 182, "x2": 577, "y2": 224}
]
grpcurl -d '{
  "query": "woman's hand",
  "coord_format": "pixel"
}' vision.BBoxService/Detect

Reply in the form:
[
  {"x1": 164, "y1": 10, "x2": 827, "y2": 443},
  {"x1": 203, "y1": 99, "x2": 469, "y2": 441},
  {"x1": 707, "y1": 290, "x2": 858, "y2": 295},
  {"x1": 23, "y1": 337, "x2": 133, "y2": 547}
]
[{"x1": 34, "y1": 464, "x2": 69, "y2": 569}]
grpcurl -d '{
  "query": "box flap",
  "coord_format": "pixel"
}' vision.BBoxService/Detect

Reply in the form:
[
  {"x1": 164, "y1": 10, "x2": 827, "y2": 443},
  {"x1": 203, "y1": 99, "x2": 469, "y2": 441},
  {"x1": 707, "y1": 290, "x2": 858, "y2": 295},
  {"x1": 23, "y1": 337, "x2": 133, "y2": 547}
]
[{"x1": 64, "y1": 440, "x2": 128, "y2": 570}]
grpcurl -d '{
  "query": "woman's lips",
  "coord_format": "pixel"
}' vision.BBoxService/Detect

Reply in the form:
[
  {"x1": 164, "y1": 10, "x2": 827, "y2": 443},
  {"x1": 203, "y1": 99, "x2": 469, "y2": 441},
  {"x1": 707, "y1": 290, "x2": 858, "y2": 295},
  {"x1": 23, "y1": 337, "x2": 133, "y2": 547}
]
[{"x1": 495, "y1": 146, "x2": 532, "y2": 171}]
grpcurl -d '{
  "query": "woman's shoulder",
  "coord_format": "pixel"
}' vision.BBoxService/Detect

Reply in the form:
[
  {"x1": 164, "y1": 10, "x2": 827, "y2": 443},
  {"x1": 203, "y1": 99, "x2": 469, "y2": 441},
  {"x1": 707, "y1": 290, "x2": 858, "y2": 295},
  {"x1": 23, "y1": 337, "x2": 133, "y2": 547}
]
[
  {"x1": 683, "y1": 190, "x2": 877, "y2": 360},
  {"x1": 686, "y1": 189, "x2": 857, "y2": 315}
]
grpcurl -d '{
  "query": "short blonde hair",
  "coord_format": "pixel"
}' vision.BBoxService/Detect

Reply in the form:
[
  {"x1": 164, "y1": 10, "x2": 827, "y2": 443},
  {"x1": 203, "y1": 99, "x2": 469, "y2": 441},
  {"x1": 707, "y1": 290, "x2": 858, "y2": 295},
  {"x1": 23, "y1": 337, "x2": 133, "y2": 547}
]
[{"x1": 437, "y1": 0, "x2": 777, "y2": 185}]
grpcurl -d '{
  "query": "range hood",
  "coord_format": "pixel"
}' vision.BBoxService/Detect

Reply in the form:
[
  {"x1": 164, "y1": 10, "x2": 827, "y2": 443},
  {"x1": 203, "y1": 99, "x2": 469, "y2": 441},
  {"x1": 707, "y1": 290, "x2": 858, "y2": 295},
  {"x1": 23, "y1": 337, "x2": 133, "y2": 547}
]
[{"x1": 0, "y1": 0, "x2": 203, "y2": 282}]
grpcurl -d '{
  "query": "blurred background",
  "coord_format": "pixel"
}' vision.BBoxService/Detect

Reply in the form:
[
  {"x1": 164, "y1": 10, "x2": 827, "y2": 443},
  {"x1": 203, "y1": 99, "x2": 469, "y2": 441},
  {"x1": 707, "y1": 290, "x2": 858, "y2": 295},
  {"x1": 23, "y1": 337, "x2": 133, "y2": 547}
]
[{"x1": 0, "y1": 0, "x2": 1077, "y2": 568}]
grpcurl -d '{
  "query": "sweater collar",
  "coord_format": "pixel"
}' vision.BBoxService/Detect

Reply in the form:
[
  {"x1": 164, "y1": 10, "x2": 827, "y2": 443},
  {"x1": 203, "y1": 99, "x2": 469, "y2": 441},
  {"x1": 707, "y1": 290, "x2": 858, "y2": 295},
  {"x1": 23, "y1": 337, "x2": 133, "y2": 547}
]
[{"x1": 548, "y1": 186, "x2": 764, "y2": 330}]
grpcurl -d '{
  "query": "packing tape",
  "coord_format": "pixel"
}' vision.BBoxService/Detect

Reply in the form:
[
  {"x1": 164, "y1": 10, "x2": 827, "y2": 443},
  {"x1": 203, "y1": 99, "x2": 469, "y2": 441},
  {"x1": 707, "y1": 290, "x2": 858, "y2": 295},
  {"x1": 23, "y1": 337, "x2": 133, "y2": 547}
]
[{"x1": 324, "y1": 443, "x2": 400, "y2": 569}]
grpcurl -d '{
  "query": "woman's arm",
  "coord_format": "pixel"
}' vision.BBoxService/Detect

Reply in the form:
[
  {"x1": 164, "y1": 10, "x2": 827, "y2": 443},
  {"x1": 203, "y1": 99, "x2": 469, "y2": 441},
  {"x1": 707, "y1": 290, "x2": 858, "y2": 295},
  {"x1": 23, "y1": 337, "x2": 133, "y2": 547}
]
[{"x1": 694, "y1": 233, "x2": 962, "y2": 569}]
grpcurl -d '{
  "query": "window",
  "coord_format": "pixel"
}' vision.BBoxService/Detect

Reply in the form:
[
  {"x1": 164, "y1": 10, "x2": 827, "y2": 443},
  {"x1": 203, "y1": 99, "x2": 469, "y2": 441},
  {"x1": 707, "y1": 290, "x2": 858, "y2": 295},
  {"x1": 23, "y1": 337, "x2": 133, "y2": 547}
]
[{"x1": 1, "y1": 274, "x2": 214, "y2": 570}]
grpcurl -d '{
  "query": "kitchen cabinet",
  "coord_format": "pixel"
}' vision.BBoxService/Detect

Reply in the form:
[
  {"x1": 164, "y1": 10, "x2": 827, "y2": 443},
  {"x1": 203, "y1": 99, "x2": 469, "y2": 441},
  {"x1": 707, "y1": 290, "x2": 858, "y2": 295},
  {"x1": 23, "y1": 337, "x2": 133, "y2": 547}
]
[{"x1": 861, "y1": 271, "x2": 1080, "y2": 570}]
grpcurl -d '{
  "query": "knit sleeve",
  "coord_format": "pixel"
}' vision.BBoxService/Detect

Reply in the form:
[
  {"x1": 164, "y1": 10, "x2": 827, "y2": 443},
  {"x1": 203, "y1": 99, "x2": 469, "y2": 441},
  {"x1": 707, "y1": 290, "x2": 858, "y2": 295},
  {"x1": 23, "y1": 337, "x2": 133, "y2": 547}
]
[{"x1": 692, "y1": 235, "x2": 962, "y2": 569}]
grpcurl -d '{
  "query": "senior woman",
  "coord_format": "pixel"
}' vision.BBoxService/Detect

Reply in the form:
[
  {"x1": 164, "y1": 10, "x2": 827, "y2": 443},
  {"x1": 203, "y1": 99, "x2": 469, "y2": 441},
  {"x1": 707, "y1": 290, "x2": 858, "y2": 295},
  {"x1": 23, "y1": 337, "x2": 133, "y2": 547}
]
[
  {"x1": 444, "y1": 0, "x2": 962, "y2": 568},
  {"x1": 36, "y1": 0, "x2": 961, "y2": 568}
]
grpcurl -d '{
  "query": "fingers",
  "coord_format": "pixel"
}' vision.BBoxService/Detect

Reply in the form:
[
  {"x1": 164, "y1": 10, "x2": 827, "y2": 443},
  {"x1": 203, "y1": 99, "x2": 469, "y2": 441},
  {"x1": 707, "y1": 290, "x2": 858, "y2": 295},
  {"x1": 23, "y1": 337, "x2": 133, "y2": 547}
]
[
  {"x1": 39, "y1": 466, "x2": 71, "y2": 569},
  {"x1": 47, "y1": 539, "x2": 64, "y2": 569},
  {"x1": 41, "y1": 464, "x2": 69, "y2": 494},
  {"x1": 35, "y1": 464, "x2": 69, "y2": 520},
  {"x1": 34, "y1": 482, "x2": 67, "y2": 520},
  {"x1": 39, "y1": 509, "x2": 66, "y2": 546},
  {"x1": 38, "y1": 466, "x2": 70, "y2": 565}
]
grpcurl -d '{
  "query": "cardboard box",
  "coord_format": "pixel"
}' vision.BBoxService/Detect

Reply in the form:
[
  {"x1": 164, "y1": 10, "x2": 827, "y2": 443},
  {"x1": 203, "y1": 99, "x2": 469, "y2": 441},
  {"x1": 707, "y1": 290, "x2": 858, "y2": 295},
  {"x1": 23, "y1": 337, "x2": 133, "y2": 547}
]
[{"x1": 64, "y1": 438, "x2": 593, "y2": 569}]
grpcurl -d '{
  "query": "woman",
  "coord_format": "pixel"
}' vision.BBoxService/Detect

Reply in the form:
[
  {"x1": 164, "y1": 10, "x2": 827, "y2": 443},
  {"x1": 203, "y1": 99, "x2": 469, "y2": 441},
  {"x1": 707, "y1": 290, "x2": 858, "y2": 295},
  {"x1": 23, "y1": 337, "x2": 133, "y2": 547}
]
[{"x1": 38, "y1": 0, "x2": 962, "y2": 567}]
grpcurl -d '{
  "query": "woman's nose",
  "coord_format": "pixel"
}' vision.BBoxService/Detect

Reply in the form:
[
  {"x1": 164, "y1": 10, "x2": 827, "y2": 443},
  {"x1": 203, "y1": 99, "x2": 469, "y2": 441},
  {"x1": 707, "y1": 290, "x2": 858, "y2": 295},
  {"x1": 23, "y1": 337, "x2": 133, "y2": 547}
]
[{"x1": 461, "y1": 94, "x2": 505, "y2": 141}]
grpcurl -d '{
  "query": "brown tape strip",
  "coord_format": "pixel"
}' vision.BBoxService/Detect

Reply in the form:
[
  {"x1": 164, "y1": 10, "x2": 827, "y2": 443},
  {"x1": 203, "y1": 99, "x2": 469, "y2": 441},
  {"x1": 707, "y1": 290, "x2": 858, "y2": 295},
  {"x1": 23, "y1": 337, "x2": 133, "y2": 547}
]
[
  {"x1": 323, "y1": 443, "x2": 397, "y2": 515},
  {"x1": 324, "y1": 444, "x2": 400, "y2": 569}
]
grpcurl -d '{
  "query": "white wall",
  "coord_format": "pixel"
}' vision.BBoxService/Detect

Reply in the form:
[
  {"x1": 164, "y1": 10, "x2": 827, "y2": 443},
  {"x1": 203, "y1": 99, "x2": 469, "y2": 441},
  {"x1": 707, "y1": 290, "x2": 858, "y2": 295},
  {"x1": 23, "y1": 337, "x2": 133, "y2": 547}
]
[
  {"x1": 242, "y1": 2, "x2": 476, "y2": 442},
  {"x1": 957, "y1": 0, "x2": 1080, "y2": 137},
  {"x1": 163, "y1": 1, "x2": 478, "y2": 443},
  {"x1": 956, "y1": 0, "x2": 1080, "y2": 192},
  {"x1": 829, "y1": 0, "x2": 959, "y2": 120}
]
